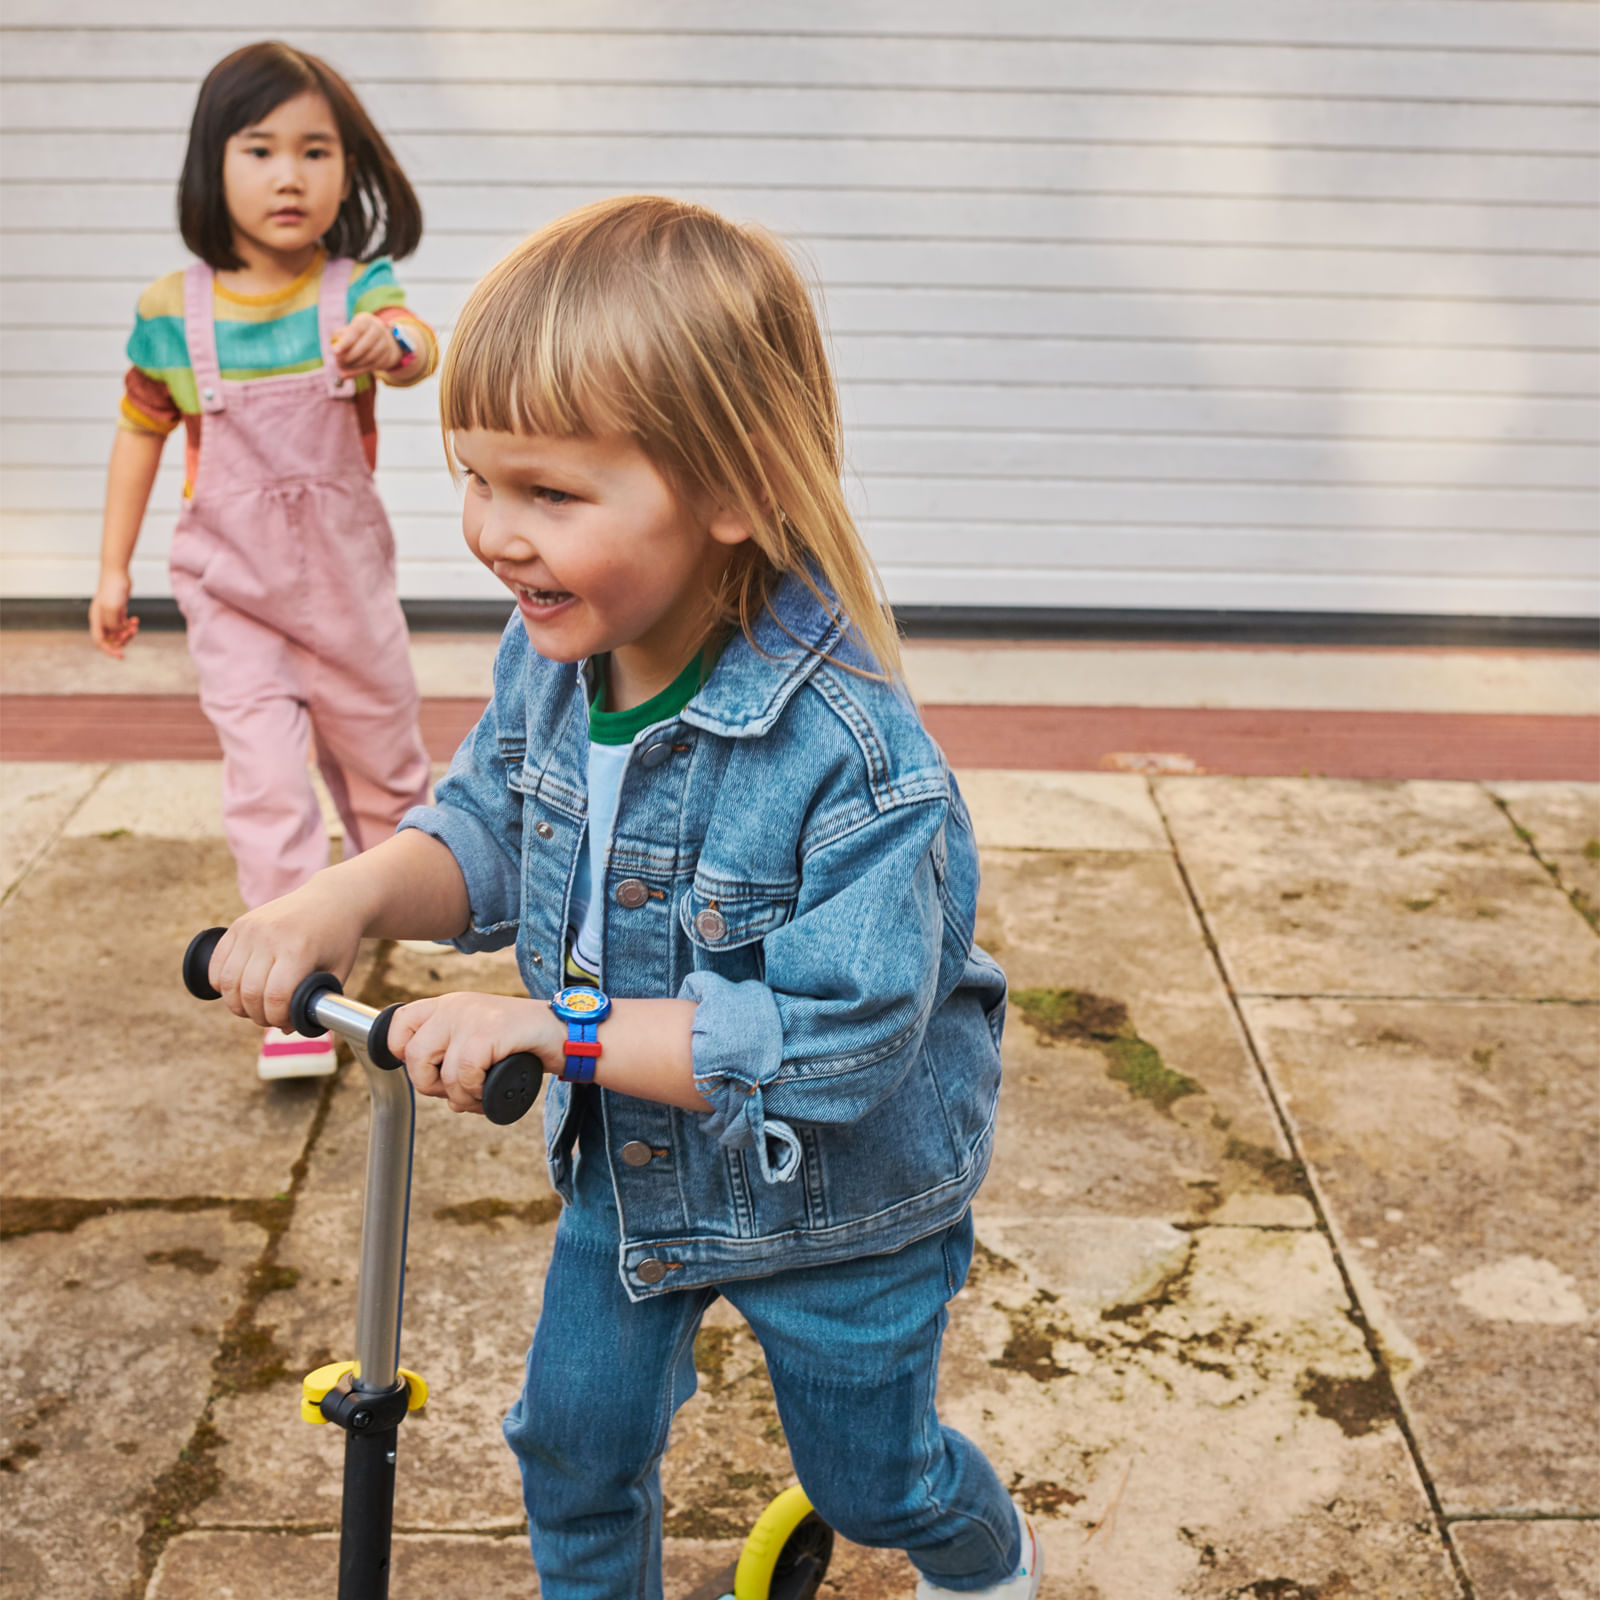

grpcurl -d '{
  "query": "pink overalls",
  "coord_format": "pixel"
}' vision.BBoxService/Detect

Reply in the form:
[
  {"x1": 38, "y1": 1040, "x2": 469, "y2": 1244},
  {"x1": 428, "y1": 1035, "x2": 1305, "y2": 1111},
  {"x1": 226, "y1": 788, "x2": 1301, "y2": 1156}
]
[{"x1": 170, "y1": 257, "x2": 431, "y2": 908}]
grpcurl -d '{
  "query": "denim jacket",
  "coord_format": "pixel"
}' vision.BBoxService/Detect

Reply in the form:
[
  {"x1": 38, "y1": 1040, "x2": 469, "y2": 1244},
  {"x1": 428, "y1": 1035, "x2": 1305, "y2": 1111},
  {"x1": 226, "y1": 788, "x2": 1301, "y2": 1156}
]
[{"x1": 400, "y1": 575, "x2": 1007, "y2": 1300}]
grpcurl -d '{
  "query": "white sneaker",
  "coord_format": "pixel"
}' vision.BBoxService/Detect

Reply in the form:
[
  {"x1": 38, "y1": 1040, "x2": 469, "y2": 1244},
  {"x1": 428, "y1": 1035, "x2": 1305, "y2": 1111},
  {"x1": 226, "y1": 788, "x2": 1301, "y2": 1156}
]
[
  {"x1": 915, "y1": 1502, "x2": 1042, "y2": 1599},
  {"x1": 257, "y1": 1027, "x2": 337, "y2": 1080}
]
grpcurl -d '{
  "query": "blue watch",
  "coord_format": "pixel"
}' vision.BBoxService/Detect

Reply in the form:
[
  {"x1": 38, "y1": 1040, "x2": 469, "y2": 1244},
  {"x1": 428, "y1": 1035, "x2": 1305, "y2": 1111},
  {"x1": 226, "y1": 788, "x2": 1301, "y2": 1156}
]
[{"x1": 550, "y1": 985, "x2": 611, "y2": 1084}]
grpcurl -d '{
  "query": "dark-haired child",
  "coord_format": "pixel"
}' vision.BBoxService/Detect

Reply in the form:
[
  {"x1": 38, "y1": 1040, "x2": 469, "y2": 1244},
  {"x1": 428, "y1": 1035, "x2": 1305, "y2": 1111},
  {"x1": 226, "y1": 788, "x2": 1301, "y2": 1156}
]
[{"x1": 90, "y1": 42, "x2": 437, "y2": 1078}]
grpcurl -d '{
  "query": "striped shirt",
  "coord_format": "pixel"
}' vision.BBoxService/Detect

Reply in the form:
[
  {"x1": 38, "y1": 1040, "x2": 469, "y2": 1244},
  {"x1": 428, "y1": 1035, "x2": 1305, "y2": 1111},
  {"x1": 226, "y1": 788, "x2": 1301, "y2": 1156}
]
[{"x1": 120, "y1": 253, "x2": 437, "y2": 492}]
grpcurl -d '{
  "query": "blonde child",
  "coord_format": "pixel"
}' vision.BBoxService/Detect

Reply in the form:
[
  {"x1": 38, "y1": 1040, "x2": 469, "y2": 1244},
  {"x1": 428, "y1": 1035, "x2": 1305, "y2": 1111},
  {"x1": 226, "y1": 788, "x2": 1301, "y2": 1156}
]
[
  {"x1": 91, "y1": 43, "x2": 437, "y2": 1078},
  {"x1": 206, "y1": 196, "x2": 1042, "y2": 1599}
]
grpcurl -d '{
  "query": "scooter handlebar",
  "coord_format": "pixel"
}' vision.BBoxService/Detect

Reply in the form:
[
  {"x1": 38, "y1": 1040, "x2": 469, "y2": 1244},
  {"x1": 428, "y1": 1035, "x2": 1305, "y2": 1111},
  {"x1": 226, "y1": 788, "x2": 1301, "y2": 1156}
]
[{"x1": 181, "y1": 926, "x2": 543, "y2": 1125}]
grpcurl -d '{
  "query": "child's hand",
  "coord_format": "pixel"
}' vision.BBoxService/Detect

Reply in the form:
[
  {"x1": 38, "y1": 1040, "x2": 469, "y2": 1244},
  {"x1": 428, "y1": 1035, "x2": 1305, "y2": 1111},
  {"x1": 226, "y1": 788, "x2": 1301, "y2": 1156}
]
[
  {"x1": 329, "y1": 313, "x2": 401, "y2": 377},
  {"x1": 208, "y1": 882, "x2": 367, "y2": 1029},
  {"x1": 88, "y1": 572, "x2": 139, "y2": 658},
  {"x1": 385, "y1": 993, "x2": 566, "y2": 1115}
]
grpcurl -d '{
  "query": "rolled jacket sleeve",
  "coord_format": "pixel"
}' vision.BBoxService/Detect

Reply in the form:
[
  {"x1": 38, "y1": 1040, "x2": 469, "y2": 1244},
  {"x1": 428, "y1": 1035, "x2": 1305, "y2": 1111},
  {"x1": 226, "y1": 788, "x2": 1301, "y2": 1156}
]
[
  {"x1": 681, "y1": 971, "x2": 802, "y2": 1182},
  {"x1": 680, "y1": 795, "x2": 951, "y2": 1182}
]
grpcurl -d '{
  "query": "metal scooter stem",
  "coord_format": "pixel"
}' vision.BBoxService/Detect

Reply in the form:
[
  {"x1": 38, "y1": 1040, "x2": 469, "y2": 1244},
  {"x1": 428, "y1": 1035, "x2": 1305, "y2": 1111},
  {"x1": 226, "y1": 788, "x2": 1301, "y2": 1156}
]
[
  {"x1": 300, "y1": 990, "x2": 414, "y2": 1600},
  {"x1": 309, "y1": 991, "x2": 414, "y2": 1391}
]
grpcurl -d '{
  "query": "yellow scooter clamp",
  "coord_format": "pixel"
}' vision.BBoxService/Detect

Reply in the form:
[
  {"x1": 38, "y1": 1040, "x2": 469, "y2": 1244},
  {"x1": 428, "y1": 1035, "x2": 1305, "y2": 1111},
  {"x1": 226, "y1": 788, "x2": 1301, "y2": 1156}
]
[{"x1": 301, "y1": 1360, "x2": 429, "y2": 1424}]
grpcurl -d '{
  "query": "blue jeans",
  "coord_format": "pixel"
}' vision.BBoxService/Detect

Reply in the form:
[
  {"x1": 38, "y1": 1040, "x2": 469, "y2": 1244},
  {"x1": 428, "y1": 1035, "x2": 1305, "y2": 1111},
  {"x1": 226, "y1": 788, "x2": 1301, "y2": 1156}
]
[{"x1": 503, "y1": 1095, "x2": 1020, "y2": 1599}]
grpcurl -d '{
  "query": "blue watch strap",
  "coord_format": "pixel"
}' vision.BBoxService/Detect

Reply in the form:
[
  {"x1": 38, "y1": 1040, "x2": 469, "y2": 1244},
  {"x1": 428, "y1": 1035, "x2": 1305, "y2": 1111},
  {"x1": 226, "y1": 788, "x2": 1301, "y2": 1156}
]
[{"x1": 562, "y1": 1019, "x2": 601, "y2": 1084}]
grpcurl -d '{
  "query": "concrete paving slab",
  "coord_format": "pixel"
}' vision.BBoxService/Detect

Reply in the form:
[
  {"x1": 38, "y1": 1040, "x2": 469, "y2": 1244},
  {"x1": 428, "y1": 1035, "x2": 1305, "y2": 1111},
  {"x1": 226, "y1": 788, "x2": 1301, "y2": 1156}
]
[
  {"x1": 63, "y1": 762, "x2": 226, "y2": 841},
  {"x1": 0, "y1": 630, "x2": 497, "y2": 703},
  {"x1": 1244, "y1": 997, "x2": 1600, "y2": 1515},
  {"x1": 977, "y1": 849, "x2": 1297, "y2": 1224},
  {"x1": 1488, "y1": 781, "x2": 1600, "y2": 854},
  {"x1": 60, "y1": 760, "x2": 423, "y2": 849},
  {"x1": 144, "y1": 1527, "x2": 930, "y2": 1599},
  {"x1": 940, "y1": 1223, "x2": 1460, "y2": 1599},
  {"x1": 955, "y1": 770, "x2": 1167, "y2": 851},
  {"x1": 148, "y1": 1531, "x2": 536, "y2": 1599},
  {"x1": 1157, "y1": 778, "x2": 1600, "y2": 999},
  {"x1": 0, "y1": 834, "x2": 321, "y2": 1198},
  {"x1": 1491, "y1": 780, "x2": 1600, "y2": 929},
  {"x1": 1552, "y1": 850, "x2": 1600, "y2": 928},
  {"x1": 905, "y1": 644, "x2": 1600, "y2": 715},
  {"x1": 974, "y1": 1214, "x2": 1193, "y2": 1318},
  {"x1": 0, "y1": 1208, "x2": 269, "y2": 1600},
  {"x1": 0, "y1": 760, "x2": 104, "y2": 897},
  {"x1": 0, "y1": 630, "x2": 201, "y2": 696},
  {"x1": 1452, "y1": 1520, "x2": 1600, "y2": 1599}
]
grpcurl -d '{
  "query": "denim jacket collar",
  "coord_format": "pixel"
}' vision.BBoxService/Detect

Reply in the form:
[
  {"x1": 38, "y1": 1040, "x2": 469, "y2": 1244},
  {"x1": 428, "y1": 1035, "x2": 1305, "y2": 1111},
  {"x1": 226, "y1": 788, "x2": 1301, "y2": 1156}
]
[
  {"x1": 679, "y1": 572, "x2": 848, "y2": 740},
  {"x1": 575, "y1": 574, "x2": 859, "y2": 743}
]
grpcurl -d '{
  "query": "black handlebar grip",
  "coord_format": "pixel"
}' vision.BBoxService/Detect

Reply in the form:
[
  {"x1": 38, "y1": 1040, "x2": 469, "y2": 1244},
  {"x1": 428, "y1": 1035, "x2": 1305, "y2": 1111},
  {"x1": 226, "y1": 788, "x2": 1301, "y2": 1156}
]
[
  {"x1": 368, "y1": 1004, "x2": 404, "y2": 1072},
  {"x1": 482, "y1": 1054, "x2": 543, "y2": 1126},
  {"x1": 183, "y1": 926, "x2": 227, "y2": 1001},
  {"x1": 289, "y1": 971, "x2": 343, "y2": 1038},
  {"x1": 369, "y1": 1006, "x2": 539, "y2": 1123}
]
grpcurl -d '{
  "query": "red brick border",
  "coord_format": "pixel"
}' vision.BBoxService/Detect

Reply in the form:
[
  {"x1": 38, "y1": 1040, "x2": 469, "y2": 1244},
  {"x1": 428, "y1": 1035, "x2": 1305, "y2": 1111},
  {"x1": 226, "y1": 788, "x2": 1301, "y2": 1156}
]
[
  {"x1": 3, "y1": 694, "x2": 1595, "y2": 780},
  {"x1": 921, "y1": 704, "x2": 1599, "y2": 781}
]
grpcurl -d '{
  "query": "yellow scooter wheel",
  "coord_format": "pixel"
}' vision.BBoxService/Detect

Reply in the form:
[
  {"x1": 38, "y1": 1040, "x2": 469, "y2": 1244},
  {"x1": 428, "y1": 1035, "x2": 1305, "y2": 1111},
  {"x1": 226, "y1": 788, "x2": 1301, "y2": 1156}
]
[{"x1": 733, "y1": 1484, "x2": 834, "y2": 1600}]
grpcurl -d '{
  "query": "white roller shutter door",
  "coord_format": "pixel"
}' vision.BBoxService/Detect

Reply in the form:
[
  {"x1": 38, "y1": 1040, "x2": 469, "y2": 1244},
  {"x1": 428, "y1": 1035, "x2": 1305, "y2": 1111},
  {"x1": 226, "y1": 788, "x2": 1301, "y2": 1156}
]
[{"x1": 2, "y1": 1, "x2": 1596, "y2": 617}]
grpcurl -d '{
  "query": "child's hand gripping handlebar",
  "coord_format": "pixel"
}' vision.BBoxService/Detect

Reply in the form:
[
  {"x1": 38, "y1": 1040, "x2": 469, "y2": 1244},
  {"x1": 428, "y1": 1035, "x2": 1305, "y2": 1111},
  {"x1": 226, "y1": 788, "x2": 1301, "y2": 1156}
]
[{"x1": 182, "y1": 927, "x2": 543, "y2": 1125}]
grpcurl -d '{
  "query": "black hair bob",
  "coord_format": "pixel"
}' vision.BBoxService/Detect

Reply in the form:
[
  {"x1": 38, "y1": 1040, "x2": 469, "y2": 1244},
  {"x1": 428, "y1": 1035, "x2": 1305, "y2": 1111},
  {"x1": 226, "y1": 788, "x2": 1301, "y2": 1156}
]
[{"x1": 178, "y1": 41, "x2": 422, "y2": 270}]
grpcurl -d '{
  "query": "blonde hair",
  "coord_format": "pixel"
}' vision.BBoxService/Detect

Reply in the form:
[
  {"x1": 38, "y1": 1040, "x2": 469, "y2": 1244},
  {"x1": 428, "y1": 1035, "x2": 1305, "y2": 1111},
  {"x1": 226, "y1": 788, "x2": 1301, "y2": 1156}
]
[{"x1": 439, "y1": 194, "x2": 901, "y2": 676}]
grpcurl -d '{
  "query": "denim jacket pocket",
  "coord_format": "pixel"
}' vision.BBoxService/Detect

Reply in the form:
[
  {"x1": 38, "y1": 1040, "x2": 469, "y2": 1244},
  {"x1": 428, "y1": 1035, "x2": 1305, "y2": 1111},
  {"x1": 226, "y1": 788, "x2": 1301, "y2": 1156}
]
[
  {"x1": 509, "y1": 755, "x2": 585, "y2": 818},
  {"x1": 679, "y1": 876, "x2": 797, "y2": 984}
]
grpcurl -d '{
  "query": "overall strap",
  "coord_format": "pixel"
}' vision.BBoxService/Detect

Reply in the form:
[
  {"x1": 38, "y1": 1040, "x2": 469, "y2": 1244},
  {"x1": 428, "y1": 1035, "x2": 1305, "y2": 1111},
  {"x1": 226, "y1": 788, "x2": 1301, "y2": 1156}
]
[
  {"x1": 182, "y1": 261, "x2": 225, "y2": 415},
  {"x1": 318, "y1": 255, "x2": 357, "y2": 399}
]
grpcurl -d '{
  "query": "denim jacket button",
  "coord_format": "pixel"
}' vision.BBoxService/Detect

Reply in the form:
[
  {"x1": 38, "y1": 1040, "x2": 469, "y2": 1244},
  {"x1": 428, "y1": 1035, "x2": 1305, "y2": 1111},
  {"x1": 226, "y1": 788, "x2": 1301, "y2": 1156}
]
[
  {"x1": 635, "y1": 1257, "x2": 668, "y2": 1284},
  {"x1": 616, "y1": 878, "x2": 649, "y2": 909},
  {"x1": 640, "y1": 740, "x2": 673, "y2": 769},
  {"x1": 535, "y1": 820, "x2": 554, "y2": 839},
  {"x1": 694, "y1": 908, "x2": 727, "y2": 942},
  {"x1": 620, "y1": 1140, "x2": 654, "y2": 1167}
]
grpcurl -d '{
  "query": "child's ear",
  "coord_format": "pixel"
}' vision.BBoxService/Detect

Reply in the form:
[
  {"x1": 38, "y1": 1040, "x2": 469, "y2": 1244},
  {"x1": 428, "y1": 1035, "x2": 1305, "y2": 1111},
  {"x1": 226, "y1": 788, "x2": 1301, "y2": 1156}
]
[{"x1": 707, "y1": 503, "x2": 755, "y2": 548}]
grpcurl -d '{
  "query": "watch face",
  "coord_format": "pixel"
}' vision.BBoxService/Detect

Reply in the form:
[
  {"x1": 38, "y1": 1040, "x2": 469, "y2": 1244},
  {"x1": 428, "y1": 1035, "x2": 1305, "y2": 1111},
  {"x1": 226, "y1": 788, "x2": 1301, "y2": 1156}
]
[{"x1": 553, "y1": 985, "x2": 609, "y2": 1021}]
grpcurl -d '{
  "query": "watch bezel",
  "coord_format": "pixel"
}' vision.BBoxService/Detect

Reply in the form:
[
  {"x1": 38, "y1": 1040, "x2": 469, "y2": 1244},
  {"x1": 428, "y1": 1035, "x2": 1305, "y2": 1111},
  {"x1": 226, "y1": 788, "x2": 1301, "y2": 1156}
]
[{"x1": 551, "y1": 985, "x2": 612, "y2": 1024}]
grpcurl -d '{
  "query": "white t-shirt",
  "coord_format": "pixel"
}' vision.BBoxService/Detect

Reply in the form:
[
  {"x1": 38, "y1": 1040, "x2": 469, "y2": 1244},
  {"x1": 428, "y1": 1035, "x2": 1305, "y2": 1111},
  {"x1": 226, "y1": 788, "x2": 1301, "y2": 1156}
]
[{"x1": 567, "y1": 736, "x2": 631, "y2": 980}]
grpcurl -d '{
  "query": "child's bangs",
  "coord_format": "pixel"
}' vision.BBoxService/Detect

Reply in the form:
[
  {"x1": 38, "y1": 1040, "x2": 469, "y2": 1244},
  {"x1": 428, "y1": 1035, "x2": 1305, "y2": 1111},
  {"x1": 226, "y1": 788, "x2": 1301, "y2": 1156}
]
[{"x1": 440, "y1": 263, "x2": 658, "y2": 457}]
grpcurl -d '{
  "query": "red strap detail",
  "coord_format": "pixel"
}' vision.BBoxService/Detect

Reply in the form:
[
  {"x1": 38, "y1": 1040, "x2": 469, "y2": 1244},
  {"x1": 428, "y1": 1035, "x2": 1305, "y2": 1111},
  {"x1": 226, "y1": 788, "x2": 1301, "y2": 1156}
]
[
  {"x1": 262, "y1": 1037, "x2": 333, "y2": 1057},
  {"x1": 564, "y1": 1040, "x2": 602, "y2": 1058}
]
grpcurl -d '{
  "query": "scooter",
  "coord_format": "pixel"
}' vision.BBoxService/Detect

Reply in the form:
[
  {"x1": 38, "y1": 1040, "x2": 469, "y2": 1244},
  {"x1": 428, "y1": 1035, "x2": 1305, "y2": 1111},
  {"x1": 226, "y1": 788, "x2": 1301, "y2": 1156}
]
[{"x1": 182, "y1": 927, "x2": 833, "y2": 1600}]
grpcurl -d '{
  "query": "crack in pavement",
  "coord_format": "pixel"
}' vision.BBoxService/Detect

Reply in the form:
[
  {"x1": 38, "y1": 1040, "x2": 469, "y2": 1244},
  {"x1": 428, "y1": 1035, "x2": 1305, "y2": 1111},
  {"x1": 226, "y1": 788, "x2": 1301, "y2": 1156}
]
[{"x1": 1146, "y1": 775, "x2": 1479, "y2": 1600}]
